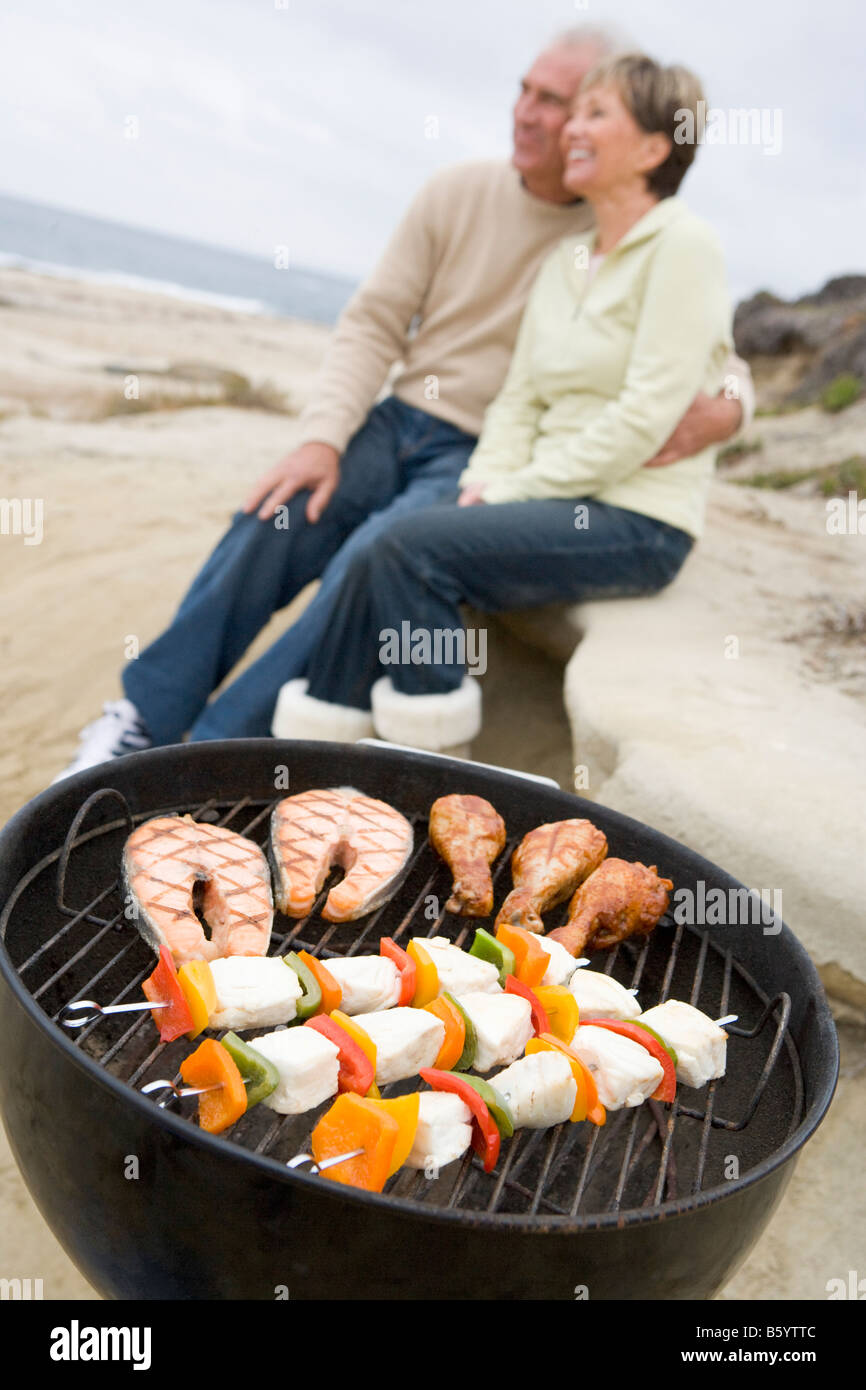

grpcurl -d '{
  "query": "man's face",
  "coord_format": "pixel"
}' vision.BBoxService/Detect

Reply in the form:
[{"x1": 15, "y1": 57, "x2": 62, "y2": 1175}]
[{"x1": 512, "y1": 45, "x2": 604, "y2": 185}]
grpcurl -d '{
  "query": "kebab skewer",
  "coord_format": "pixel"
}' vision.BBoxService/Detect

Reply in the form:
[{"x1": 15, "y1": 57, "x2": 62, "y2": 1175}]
[{"x1": 65, "y1": 916, "x2": 731, "y2": 1106}]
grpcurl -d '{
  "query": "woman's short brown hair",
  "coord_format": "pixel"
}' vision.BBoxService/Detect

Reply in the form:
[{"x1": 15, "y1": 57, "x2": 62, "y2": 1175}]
[{"x1": 580, "y1": 53, "x2": 705, "y2": 198}]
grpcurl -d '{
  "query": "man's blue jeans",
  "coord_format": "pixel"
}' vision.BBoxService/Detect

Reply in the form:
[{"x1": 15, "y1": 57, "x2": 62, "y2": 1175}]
[{"x1": 123, "y1": 397, "x2": 476, "y2": 742}]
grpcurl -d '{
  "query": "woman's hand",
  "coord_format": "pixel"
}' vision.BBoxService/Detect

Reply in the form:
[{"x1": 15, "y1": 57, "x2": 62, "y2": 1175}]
[{"x1": 458, "y1": 484, "x2": 487, "y2": 507}]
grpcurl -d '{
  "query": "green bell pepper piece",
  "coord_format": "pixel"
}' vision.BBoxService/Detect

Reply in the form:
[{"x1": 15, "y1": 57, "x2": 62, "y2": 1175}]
[
  {"x1": 469, "y1": 927, "x2": 516, "y2": 987},
  {"x1": 220, "y1": 1031, "x2": 280, "y2": 1108},
  {"x1": 284, "y1": 951, "x2": 322, "y2": 1021},
  {"x1": 442, "y1": 990, "x2": 477, "y2": 1072},
  {"x1": 450, "y1": 1072, "x2": 515, "y2": 1140},
  {"x1": 627, "y1": 1018, "x2": 679, "y2": 1069}
]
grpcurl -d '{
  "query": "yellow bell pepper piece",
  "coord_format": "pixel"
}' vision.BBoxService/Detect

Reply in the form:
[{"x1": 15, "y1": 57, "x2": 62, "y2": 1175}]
[
  {"x1": 407, "y1": 940, "x2": 439, "y2": 1006},
  {"x1": 330, "y1": 1009, "x2": 377, "y2": 1073},
  {"x1": 362, "y1": 1093, "x2": 421, "y2": 1176},
  {"x1": 533, "y1": 986, "x2": 579, "y2": 1044},
  {"x1": 177, "y1": 960, "x2": 217, "y2": 1039}
]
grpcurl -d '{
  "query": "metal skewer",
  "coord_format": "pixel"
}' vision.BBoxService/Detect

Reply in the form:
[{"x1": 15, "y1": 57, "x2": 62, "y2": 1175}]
[
  {"x1": 287, "y1": 1150, "x2": 366, "y2": 1174},
  {"x1": 141, "y1": 1076, "x2": 223, "y2": 1104},
  {"x1": 60, "y1": 999, "x2": 169, "y2": 1028},
  {"x1": 139, "y1": 1077, "x2": 365, "y2": 1174}
]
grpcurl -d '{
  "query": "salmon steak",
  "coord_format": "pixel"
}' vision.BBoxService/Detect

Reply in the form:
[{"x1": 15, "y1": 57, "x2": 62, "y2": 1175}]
[
  {"x1": 270, "y1": 787, "x2": 413, "y2": 922},
  {"x1": 122, "y1": 814, "x2": 273, "y2": 966}
]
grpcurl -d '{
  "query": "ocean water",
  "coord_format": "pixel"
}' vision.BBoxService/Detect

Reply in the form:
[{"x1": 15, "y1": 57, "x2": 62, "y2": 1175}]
[{"x1": 0, "y1": 192, "x2": 357, "y2": 325}]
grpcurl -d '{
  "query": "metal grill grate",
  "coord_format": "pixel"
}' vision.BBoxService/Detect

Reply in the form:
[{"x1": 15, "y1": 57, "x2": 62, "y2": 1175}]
[{"x1": 7, "y1": 787, "x2": 803, "y2": 1225}]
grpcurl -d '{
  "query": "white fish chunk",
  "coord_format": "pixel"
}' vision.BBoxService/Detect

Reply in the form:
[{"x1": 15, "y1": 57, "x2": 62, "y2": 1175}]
[
  {"x1": 209, "y1": 956, "x2": 302, "y2": 1030},
  {"x1": 491, "y1": 1052, "x2": 576, "y2": 1129},
  {"x1": 454, "y1": 991, "x2": 533, "y2": 1073},
  {"x1": 419, "y1": 936, "x2": 501, "y2": 996},
  {"x1": 637, "y1": 1000, "x2": 727, "y2": 1088},
  {"x1": 538, "y1": 936, "x2": 580, "y2": 987},
  {"x1": 324, "y1": 955, "x2": 402, "y2": 1014},
  {"x1": 251, "y1": 1026, "x2": 340, "y2": 1114},
  {"x1": 570, "y1": 1026, "x2": 663, "y2": 1110},
  {"x1": 352, "y1": 1007, "x2": 445, "y2": 1085},
  {"x1": 568, "y1": 969, "x2": 641, "y2": 1022},
  {"x1": 405, "y1": 1092, "x2": 473, "y2": 1172}
]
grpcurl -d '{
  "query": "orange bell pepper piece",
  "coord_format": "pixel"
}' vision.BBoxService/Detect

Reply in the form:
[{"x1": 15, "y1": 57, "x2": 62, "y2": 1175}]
[
  {"x1": 495, "y1": 921, "x2": 549, "y2": 989},
  {"x1": 361, "y1": 1093, "x2": 420, "y2": 1176},
  {"x1": 296, "y1": 950, "x2": 342, "y2": 1014},
  {"x1": 311, "y1": 1092, "x2": 400, "y2": 1191},
  {"x1": 526, "y1": 1033, "x2": 606, "y2": 1126},
  {"x1": 533, "y1": 986, "x2": 579, "y2": 1044},
  {"x1": 423, "y1": 994, "x2": 466, "y2": 1071},
  {"x1": 407, "y1": 940, "x2": 439, "y2": 1006},
  {"x1": 180, "y1": 1038, "x2": 248, "y2": 1134},
  {"x1": 177, "y1": 959, "x2": 217, "y2": 1039}
]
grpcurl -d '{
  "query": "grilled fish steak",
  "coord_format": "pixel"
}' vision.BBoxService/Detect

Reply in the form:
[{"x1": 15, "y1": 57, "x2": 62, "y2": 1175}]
[
  {"x1": 548, "y1": 858, "x2": 673, "y2": 956},
  {"x1": 494, "y1": 819, "x2": 608, "y2": 934},
  {"x1": 122, "y1": 815, "x2": 273, "y2": 966},
  {"x1": 429, "y1": 794, "x2": 506, "y2": 916},
  {"x1": 270, "y1": 787, "x2": 413, "y2": 922}
]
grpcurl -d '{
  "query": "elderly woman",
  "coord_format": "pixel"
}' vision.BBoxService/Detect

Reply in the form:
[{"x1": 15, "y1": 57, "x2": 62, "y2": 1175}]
[{"x1": 271, "y1": 52, "x2": 734, "y2": 751}]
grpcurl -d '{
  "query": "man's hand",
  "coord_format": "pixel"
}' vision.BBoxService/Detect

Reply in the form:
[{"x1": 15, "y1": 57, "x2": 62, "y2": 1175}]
[
  {"x1": 243, "y1": 441, "x2": 341, "y2": 522},
  {"x1": 458, "y1": 483, "x2": 486, "y2": 506},
  {"x1": 644, "y1": 391, "x2": 743, "y2": 468}
]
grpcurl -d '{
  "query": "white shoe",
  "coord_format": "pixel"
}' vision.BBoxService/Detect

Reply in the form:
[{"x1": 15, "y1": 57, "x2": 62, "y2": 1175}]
[
  {"x1": 52, "y1": 699, "x2": 153, "y2": 782},
  {"x1": 370, "y1": 676, "x2": 482, "y2": 753}
]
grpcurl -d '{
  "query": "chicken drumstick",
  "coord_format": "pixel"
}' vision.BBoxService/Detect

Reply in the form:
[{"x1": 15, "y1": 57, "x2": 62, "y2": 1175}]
[
  {"x1": 548, "y1": 858, "x2": 673, "y2": 956},
  {"x1": 494, "y1": 819, "x2": 608, "y2": 935},
  {"x1": 429, "y1": 794, "x2": 507, "y2": 916}
]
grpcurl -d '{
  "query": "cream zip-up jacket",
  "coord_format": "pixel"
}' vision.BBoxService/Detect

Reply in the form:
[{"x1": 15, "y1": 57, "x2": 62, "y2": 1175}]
[
  {"x1": 298, "y1": 163, "x2": 752, "y2": 462},
  {"x1": 459, "y1": 196, "x2": 734, "y2": 538}
]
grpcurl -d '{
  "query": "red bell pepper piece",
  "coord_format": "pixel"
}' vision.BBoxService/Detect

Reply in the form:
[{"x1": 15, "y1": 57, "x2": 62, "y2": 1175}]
[
  {"x1": 419, "y1": 1067, "x2": 501, "y2": 1173},
  {"x1": 379, "y1": 937, "x2": 417, "y2": 1008},
  {"x1": 305, "y1": 1014, "x2": 375, "y2": 1095},
  {"x1": 579, "y1": 1018, "x2": 677, "y2": 1103},
  {"x1": 504, "y1": 975, "x2": 550, "y2": 1037},
  {"x1": 142, "y1": 944, "x2": 195, "y2": 1042}
]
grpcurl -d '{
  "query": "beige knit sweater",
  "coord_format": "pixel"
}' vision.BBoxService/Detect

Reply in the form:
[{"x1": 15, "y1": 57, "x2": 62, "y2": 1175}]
[{"x1": 298, "y1": 159, "x2": 752, "y2": 452}]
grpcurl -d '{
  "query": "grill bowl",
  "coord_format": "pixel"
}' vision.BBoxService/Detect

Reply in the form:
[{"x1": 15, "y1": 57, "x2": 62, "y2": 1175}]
[{"x1": 0, "y1": 740, "x2": 838, "y2": 1299}]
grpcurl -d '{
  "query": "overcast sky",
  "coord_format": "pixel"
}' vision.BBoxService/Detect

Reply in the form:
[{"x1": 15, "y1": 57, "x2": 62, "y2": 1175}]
[{"x1": 1, "y1": 0, "x2": 864, "y2": 303}]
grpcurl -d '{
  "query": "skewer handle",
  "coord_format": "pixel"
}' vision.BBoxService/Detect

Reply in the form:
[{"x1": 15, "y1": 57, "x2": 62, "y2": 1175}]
[
  {"x1": 141, "y1": 1078, "x2": 221, "y2": 1105},
  {"x1": 138, "y1": 1082, "x2": 363, "y2": 1174},
  {"x1": 60, "y1": 998, "x2": 168, "y2": 1029},
  {"x1": 287, "y1": 1149, "x2": 365, "y2": 1175}
]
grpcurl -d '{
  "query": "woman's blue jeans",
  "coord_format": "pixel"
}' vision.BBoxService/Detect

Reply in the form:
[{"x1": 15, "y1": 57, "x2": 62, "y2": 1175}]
[
  {"x1": 124, "y1": 393, "x2": 693, "y2": 738},
  {"x1": 303, "y1": 497, "x2": 694, "y2": 708}
]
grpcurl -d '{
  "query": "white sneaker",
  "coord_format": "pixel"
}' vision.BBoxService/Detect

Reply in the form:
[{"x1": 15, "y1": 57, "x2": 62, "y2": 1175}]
[{"x1": 52, "y1": 699, "x2": 153, "y2": 782}]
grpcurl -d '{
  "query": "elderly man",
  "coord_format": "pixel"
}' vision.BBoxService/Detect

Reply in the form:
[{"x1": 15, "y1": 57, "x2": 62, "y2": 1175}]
[{"x1": 56, "y1": 25, "x2": 751, "y2": 776}]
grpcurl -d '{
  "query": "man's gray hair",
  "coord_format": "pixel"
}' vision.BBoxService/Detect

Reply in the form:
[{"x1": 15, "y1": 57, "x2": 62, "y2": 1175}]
[{"x1": 550, "y1": 24, "x2": 633, "y2": 59}]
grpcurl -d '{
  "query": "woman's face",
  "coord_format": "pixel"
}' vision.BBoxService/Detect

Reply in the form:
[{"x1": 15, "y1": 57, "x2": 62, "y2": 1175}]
[{"x1": 560, "y1": 82, "x2": 669, "y2": 198}]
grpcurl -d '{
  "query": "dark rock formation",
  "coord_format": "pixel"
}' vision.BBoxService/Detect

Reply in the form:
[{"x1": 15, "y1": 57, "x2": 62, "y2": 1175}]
[{"x1": 734, "y1": 275, "x2": 866, "y2": 406}]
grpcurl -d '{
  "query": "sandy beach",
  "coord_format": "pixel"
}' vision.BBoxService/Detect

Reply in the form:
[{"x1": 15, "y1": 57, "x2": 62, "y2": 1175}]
[{"x1": 1, "y1": 265, "x2": 864, "y2": 1300}]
